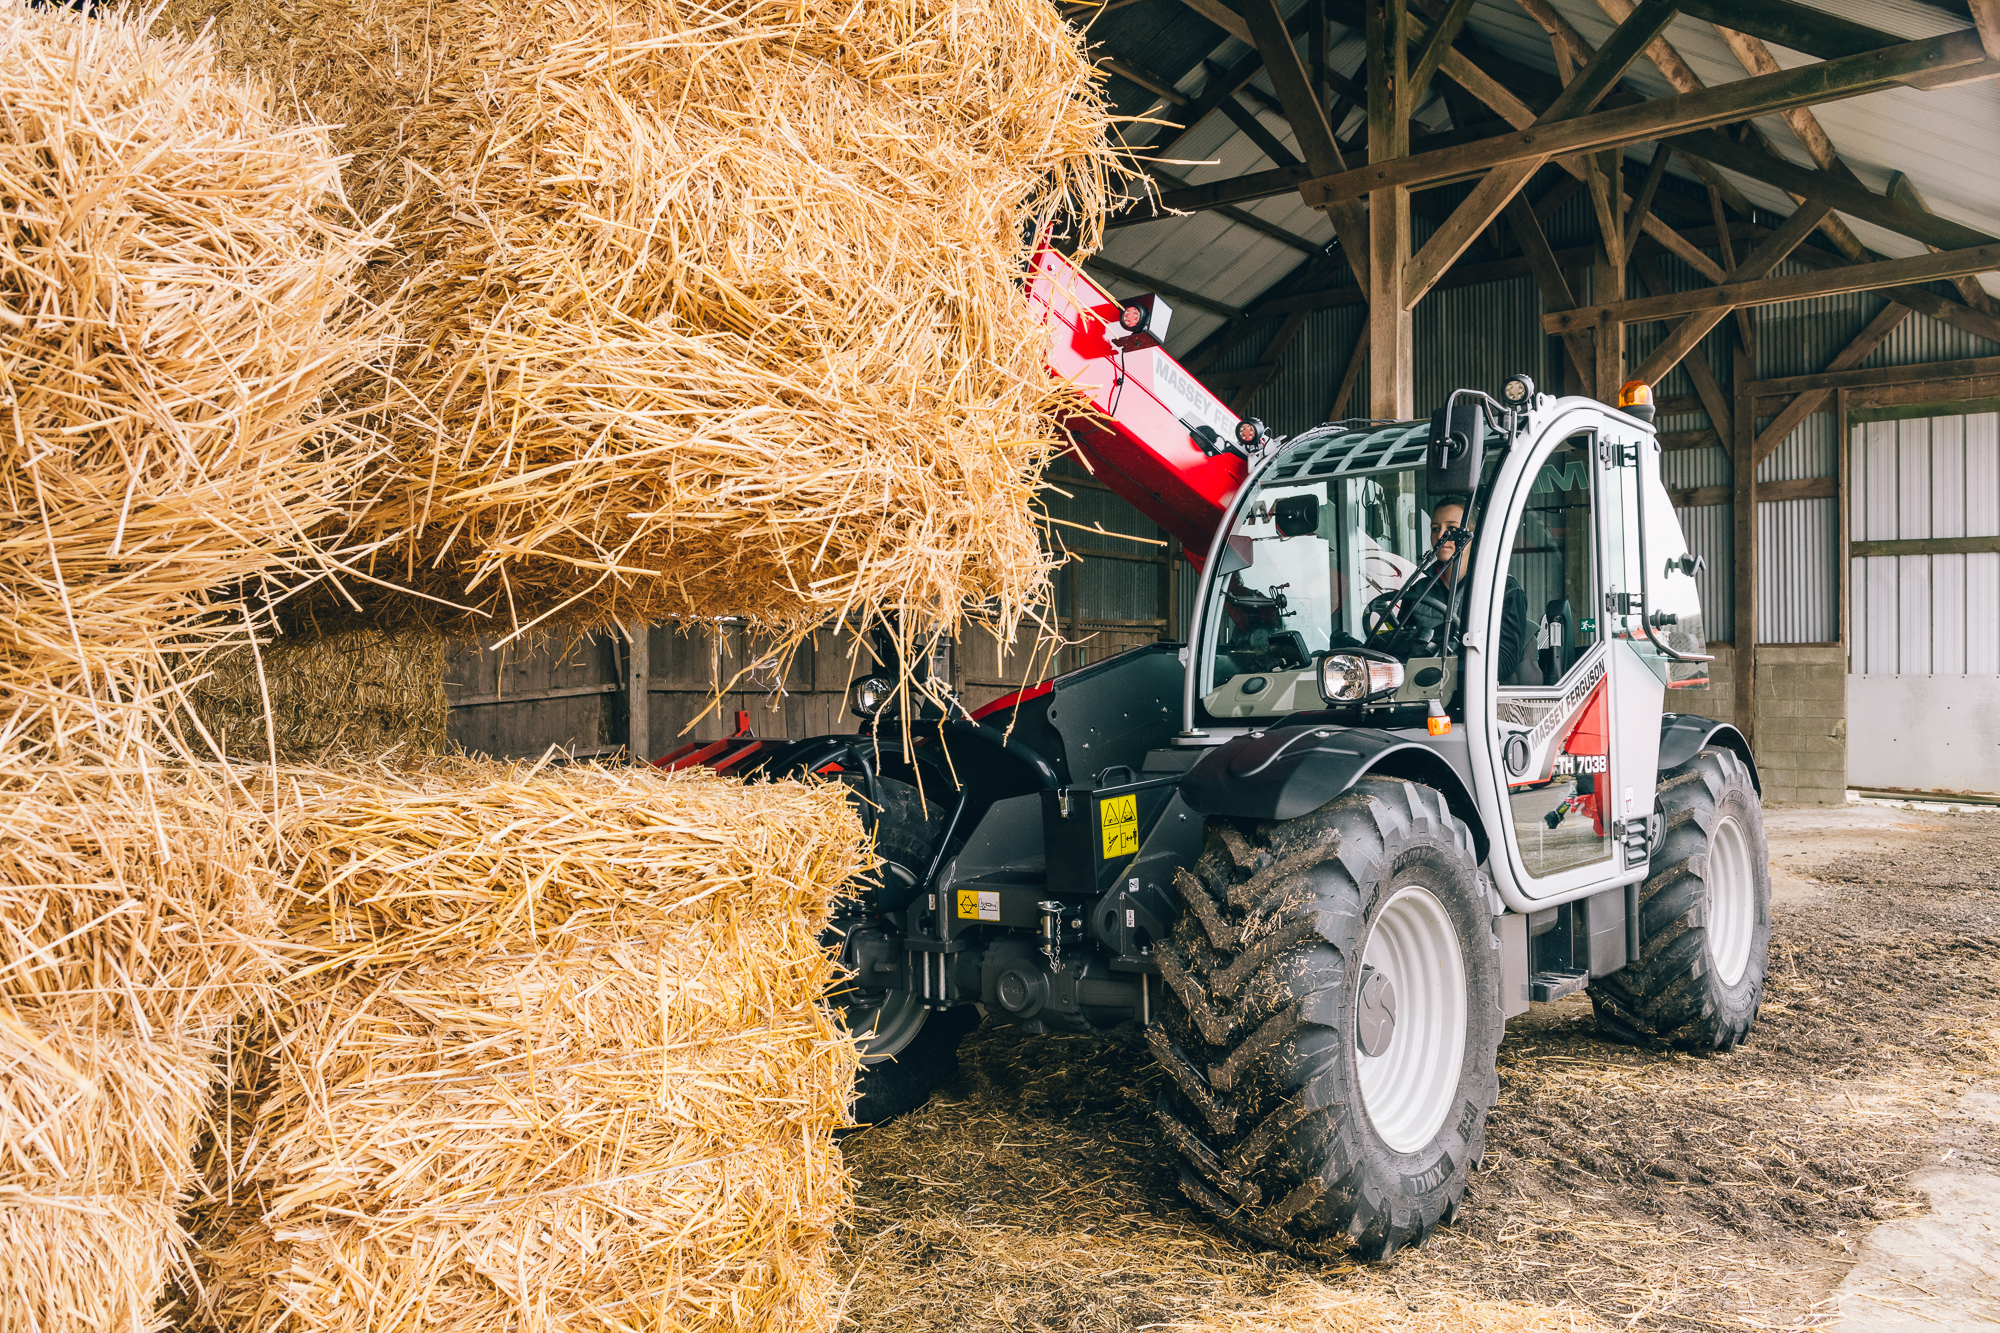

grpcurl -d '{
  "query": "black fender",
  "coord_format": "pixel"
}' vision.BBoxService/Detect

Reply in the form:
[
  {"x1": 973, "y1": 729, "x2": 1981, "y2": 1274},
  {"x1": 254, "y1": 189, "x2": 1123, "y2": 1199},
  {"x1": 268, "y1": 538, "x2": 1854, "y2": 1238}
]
[
  {"x1": 1180, "y1": 724, "x2": 1489, "y2": 864},
  {"x1": 1658, "y1": 713, "x2": 1760, "y2": 794}
]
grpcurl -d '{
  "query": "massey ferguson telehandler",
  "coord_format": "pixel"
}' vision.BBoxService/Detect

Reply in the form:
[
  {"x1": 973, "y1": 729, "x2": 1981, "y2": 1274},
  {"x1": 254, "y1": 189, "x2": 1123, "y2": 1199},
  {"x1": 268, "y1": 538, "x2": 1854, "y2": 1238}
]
[{"x1": 730, "y1": 249, "x2": 1772, "y2": 1258}]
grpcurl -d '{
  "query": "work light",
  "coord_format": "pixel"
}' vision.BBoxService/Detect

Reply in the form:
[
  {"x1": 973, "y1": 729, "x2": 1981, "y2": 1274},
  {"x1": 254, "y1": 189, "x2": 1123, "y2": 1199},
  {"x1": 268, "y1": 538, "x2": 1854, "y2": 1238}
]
[
  {"x1": 847, "y1": 676, "x2": 894, "y2": 718},
  {"x1": 1319, "y1": 653, "x2": 1405, "y2": 703},
  {"x1": 1501, "y1": 373, "x2": 1535, "y2": 405}
]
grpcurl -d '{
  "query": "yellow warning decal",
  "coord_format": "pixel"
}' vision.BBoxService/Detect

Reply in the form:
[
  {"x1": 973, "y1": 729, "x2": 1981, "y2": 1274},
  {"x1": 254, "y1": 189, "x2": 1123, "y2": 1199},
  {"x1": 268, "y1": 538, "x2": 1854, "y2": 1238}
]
[
  {"x1": 956, "y1": 890, "x2": 1001, "y2": 922},
  {"x1": 1100, "y1": 792, "x2": 1139, "y2": 860}
]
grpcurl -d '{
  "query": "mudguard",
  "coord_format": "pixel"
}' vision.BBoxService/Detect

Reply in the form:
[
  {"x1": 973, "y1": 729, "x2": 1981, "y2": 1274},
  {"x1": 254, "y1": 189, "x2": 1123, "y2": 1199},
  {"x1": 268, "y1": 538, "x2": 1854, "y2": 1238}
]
[
  {"x1": 1179, "y1": 721, "x2": 1488, "y2": 862},
  {"x1": 1657, "y1": 713, "x2": 1760, "y2": 793}
]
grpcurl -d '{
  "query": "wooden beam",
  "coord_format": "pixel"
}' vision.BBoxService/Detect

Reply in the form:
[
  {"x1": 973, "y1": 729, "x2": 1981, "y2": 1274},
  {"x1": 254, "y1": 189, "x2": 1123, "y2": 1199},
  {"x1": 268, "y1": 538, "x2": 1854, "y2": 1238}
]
[
  {"x1": 1409, "y1": 0, "x2": 1478, "y2": 114},
  {"x1": 1546, "y1": 243, "x2": 2000, "y2": 331},
  {"x1": 1667, "y1": 128, "x2": 1998, "y2": 253},
  {"x1": 1099, "y1": 55, "x2": 1190, "y2": 106},
  {"x1": 1504, "y1": 193, "x2": 1595, "y2": 380},
  {"x1": 1240, "y1": 0, "x2": 1374, "y2": 281},
  {"x1": 1975, "y1": 0, "x2": 2000, "y2": 60},
  {"x1": 1634, "y1": 258, "x2": 1737, "y2": 449},
  {"x1": 1083, "y1": 258, "x2": 1244, "y2": 318},
  {"x1": 1303, "y1": 30, "x2": 1989, "y2": 205},
  {"x1": 1623, "y1": 142, "x2": 1673, "y2": 258},
  {"x1": 1887, "y1": 172, "x2": 2000, "y2": 316},
  {"x1": 1370, "y1": 0, "x2": 1414, "y2": 417},
  {"x1": 1671, "y1": 476, "x2": 1835, "y2": 507},
  {"x1": 1751, "y1": 353, "x2": 2000, "y2": 398},
  {"x1": 1853, "y1": 534, "x2": 2000, "y2": 557},
  {"x1": 1731, "y1": 344, "x2": 1755, "y2": 744},
  {"x1": 1398, "y1": 0, "x2": 1681, "y2": 307},
  {"x1": 1252, "y1": 240, "x2": 1605, "y2": 315},
  {"x1": 1327, "y1": 324, "x2": 1370, "y2": 420},
  {"x1": 1627, "y1": 198, "x2": 1829, "y2": 384},
  {"x1": 1776, "y1": 239, "x2": 2000, "y2": 346},
  {"x1": 1675, "y1": 0, "x2": 1899, "y2": 60},
  {"x1": 1175, "y1": 0, "x2": 1254, "y2": 44},
  {"x1": 1660, "y1": 428, "x2": 1721, "y2": 451},
  {"x1": 1123, "y1": 167, "x2": 1328, "y2": 254},
  {"x1": 1750, "y1": 302, "x2": 1913, "y2": 466},
  {"x1": 1216, "y1": 94, "x2": 1302, "y2": 168},
  {"x1": 1228, "y1": 309, "x2": 1312, "y2": 410}
]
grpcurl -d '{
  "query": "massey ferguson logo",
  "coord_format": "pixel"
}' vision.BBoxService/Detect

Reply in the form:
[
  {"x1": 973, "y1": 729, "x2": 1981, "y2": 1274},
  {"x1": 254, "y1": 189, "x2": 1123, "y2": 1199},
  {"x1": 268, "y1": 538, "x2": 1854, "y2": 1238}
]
[{"x1": 1530, "y1": 657, "x2": 1605, "y2": 748}]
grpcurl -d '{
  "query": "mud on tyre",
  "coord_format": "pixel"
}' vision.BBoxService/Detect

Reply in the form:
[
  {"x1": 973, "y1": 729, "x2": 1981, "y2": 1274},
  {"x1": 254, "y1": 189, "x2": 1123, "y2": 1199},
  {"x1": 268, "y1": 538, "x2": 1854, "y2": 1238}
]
[
  {"x1": 1148, "y1": 778, "x2": 1504, "y2": 1258},
  {"x1": 1590, "y1": 745, "x2": 1771, "y2": 1051}
]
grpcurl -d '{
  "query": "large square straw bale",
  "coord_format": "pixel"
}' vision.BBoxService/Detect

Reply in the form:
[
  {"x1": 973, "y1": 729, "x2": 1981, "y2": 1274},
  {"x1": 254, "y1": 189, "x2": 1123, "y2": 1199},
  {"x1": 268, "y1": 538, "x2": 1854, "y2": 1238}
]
[
  {"x1": 182, "y1": 762, "x2": 868, "y2": 1333},
  {"x1": 0, "y1": 2, "x2": 380, "y2": 762},
  {"x1": 161, "y1": 0, "x2": 1120, "y2": 658},
  {"x1": 0, "y1": 761, "x2": 285, "y2": 1333}
]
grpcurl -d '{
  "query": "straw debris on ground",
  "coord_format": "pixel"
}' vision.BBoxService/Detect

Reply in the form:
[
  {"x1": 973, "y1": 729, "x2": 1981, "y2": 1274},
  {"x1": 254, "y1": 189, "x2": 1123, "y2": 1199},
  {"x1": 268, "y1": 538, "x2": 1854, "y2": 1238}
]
[
  {"x1": 0, "y1": 1, "x2": 380, "y2": 765},
  {"x1": 834, "y1": 807, "x2": 2000, "y2": 1332},
  {"x1": 179, "y1": 762, "x2": 869, "y2": 1333},
  {"x1": 163, "y1": 0, "x2": 1122, "y2": 668}
]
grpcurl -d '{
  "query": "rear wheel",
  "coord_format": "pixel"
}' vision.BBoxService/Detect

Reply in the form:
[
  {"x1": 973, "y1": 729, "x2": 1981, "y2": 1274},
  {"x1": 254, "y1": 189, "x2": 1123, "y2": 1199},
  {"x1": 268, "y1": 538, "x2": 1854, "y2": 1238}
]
[
  {"x1": 1590, "y1": 746, "x2": 1771, "y2": 1051},
  {"x1": 1150, "y1": 779, "x2": 1503, "y2": 1258},
  {"x1": 828, "y1": 776, "x2": 976, "y2": 1126}
]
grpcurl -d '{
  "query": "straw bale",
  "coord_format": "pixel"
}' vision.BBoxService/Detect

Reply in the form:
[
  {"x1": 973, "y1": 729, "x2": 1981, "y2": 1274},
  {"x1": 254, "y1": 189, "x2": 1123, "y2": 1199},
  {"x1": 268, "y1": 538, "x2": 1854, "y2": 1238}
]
[
  {"x1": 162, "y1": 0, "x2": 1119, "y2": 657},
  {"x1": 183, "y1": 762, "x2": 867, "y2": 1333},
  {"x1": 0, "y1": 760, "x2": 286, "y2": 1333},
  {"x1": 0, "y1": 2, "x2": 380, "y2": 762},
  {"x1": 182, "y1": 627, "x2": 448, "y2": 762}
]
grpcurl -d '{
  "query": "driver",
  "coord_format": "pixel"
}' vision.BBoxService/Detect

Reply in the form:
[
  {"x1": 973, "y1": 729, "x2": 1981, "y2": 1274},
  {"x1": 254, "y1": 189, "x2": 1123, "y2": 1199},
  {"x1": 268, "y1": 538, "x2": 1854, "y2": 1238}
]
[{"x1": 1419, "y1": 496, "x2": 1531, "y2": 683}]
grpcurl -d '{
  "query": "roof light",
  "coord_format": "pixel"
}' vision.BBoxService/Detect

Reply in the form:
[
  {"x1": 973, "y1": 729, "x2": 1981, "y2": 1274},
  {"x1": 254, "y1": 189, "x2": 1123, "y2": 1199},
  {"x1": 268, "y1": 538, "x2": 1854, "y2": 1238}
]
[
  {"x1": 1501, "y1": 373, "x2": 1535, "y2": 405},
  {"x1": 1233, "y1": 417, "x2": 1266, "y2": 452},
  {"x1": 1618, "y1": 379, "x2": 1656, "y2": 424}
]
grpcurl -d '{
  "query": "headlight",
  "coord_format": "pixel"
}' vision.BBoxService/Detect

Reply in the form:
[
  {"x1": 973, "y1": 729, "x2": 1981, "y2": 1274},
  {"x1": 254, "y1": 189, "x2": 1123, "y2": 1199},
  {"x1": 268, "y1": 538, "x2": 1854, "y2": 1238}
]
[
  {"x1": 1319, "y1": 653, "x2": 1405, "y2": 703},
  {"x1": 847, "y1": 676, "x2": 894, "y2": 718}
]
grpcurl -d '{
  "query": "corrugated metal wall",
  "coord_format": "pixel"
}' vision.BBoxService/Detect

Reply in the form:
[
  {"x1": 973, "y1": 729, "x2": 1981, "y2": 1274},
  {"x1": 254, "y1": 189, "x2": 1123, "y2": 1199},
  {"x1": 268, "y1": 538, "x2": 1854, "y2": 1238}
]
[{"x1": 1850, "y1": 411, "x2": 2000, "y2": 675}]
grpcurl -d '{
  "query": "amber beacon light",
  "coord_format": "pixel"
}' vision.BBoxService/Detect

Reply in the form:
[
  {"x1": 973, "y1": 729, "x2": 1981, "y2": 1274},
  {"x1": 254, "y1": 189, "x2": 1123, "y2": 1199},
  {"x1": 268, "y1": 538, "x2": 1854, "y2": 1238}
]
[{"x1": 1618, "y1": 379, "x2": 1656, "y2": 423}]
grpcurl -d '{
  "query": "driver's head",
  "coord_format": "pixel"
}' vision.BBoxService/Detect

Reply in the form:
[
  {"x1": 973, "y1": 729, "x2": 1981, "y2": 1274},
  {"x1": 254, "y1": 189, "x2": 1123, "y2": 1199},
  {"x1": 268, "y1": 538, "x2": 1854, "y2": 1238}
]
[{"x1": 1429, "y1": 496, "x2": 1472, "y2": 574}]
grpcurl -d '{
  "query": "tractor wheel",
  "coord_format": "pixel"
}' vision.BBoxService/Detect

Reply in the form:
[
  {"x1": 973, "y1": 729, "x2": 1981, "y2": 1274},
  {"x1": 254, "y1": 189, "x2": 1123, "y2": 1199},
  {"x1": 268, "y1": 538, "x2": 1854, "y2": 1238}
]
[
  {"x1": 1150, "y1": 779, "x2": 1503, "y2": 1259},
  {"x1": 830, "y1": 776, "x2": 977, "y2": 1127},
  {"x1": 1590, "y1": 746, "x2": 1770, "y2": 1051}
]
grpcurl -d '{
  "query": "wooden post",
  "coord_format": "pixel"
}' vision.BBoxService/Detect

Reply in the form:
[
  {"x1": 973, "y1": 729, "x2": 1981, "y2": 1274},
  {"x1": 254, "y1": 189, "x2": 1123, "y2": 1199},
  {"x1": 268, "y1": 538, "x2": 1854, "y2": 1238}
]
[
  {"x1": 1593, "y1": 237, "x2": 1625, "y2": 402},
  {"x1": 1367, "y1": 0, "x2": 1413, "y2": 418},
  {"x1": 626, "y1": 621, "x2": 650, "y2": 762},
  {"x1": 1836, "y1": 387, "x2": 1851, "y2": 662},
  {"x1": 1731, "y1": 346, "x2": 1757, "y2": 744}
]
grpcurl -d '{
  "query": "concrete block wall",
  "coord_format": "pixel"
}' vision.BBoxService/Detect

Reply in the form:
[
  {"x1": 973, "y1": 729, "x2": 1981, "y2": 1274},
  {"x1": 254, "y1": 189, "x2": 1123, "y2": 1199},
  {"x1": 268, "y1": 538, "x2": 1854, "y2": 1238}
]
[
  {"x1": 1651, "y1": 643, "x2": 1849, "y2": 805},
  {"x1": 1752, "y1": 645, "x2": 1848, "y2": 805}
]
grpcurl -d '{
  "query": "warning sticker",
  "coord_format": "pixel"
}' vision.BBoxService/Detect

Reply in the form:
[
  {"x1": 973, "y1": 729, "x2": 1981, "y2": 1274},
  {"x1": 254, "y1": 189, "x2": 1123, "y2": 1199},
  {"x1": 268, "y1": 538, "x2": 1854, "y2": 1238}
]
[
  {"x1": 956, "y1": 890, "x2": 1001, "y2": 922},
  {"x1": 1100, "y1": 793, "x2": 1139, "y2": 860}
]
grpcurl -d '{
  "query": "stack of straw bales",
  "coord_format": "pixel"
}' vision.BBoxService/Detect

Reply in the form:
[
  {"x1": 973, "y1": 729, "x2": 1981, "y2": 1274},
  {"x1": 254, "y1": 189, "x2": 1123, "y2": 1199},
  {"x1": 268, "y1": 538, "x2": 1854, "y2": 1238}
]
[
  {"x1": 164, "y1": 0, "x2": 1120, "y2": 659},
  {"x1": 180, "y1": 763, "x2": 865, "y2": 1333},
  {"x1": 0, "y1": 7, "x2": 374, "y2": 1328}
]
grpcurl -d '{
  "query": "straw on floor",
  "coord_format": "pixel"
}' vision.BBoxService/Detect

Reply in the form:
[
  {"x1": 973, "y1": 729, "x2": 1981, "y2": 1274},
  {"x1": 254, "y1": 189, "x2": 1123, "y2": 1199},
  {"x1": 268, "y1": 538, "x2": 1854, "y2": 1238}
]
[
  {"x1": 180, "y1": 762, "x2": 868, "y2": 1333},
  {"x1": 0, "y1": 1, "x2": 381, "y2": 765},
  {"x1": 162, "y1": 0, "x2": 1120, "y2": 667}
]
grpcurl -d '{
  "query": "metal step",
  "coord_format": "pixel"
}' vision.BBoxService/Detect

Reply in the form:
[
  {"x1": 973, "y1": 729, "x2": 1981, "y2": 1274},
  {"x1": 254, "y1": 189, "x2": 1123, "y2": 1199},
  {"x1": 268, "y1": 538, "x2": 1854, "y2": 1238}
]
[{"x1": 1528, "y1": 968, "x2": 1591, "y2": 1002}]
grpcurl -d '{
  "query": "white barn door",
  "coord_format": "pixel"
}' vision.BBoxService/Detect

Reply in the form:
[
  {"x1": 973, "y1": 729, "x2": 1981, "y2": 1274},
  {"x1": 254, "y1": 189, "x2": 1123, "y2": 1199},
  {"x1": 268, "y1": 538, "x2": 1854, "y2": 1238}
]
[{"x1": 1848, "y1": 411, "x2": 2000, "y2": 796}]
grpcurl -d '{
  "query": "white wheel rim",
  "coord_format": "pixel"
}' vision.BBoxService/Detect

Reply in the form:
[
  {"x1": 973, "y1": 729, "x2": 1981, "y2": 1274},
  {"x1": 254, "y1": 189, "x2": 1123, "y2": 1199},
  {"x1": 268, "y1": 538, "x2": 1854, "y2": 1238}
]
[
  {"x1": 1707, "y1": 814, "x2": 1757, "y2": 987},
  {"x1": 1357, "y1": 885, "x2": 1468, "y2": 1155}
]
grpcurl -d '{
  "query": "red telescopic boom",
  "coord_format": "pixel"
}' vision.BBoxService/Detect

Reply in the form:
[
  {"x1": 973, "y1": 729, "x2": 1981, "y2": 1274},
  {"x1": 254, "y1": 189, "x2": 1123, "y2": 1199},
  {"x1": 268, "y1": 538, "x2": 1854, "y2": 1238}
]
[{"x1": 1025, "y1": 248, "x2": 1250, "y2": 563}]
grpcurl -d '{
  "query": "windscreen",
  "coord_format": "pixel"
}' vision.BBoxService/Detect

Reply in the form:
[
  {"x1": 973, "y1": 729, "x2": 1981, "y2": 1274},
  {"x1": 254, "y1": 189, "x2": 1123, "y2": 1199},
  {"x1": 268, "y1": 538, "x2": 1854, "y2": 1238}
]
[
  {"x1": 1642, "y1": 471, "x2": 1710, "y2": 687},
  {"x1": 1206, "y1": 467, "x2": 1429, "y2": 688}
]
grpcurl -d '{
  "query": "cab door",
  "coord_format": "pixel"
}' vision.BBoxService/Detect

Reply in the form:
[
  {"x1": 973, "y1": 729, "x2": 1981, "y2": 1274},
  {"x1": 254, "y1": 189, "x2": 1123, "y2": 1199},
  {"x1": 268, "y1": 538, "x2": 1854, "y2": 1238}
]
[{"x1": 1484, "y1": 425, "x2": 1639, "y2": 896}]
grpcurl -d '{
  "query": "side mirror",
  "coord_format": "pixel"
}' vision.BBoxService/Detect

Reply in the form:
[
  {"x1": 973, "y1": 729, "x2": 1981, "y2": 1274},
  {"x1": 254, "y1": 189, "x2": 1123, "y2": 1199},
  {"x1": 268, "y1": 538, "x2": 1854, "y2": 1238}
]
[
  {"x1": 1426, "y1": 398, "x2": 1485, "y2": 495},
  {"x1": 1273, "y1": 493, "x2": 1320, "y2": 537}
]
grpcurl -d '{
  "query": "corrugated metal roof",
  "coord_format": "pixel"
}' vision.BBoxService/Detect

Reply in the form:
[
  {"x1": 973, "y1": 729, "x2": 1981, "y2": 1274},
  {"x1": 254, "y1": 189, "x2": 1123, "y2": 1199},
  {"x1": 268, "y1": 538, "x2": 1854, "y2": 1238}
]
[{"x1": 1081, "y1": 0, "x2": 2000, "y2": 391}]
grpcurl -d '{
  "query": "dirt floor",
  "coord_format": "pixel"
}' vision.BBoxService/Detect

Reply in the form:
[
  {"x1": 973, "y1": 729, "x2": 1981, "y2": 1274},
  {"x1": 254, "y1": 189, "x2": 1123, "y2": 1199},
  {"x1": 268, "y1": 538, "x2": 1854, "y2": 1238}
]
[{"x1": 834, "y1": 801, "x2": 2000, "y2": 1332}]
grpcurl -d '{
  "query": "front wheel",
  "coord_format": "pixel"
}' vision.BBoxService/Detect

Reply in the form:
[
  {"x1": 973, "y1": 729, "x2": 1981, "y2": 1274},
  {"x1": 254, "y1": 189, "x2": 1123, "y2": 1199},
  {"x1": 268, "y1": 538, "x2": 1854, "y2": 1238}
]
[
  {"x1": 1151, "y1": 779, "x2": 1503, "y2": 1258},
  {"x1": 1590, "y1": 745, "x2": 1771, "y2": 1050},
  {"x1": 828, "y1": 775, "x2": 976, "y2": 1126}
]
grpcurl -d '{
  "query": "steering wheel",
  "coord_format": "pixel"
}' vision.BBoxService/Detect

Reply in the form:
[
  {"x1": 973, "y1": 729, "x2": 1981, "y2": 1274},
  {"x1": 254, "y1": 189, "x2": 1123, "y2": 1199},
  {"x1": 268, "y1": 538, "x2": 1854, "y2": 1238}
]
[{"x1": 1363, "y1": 568, "x2": 1452, "y2": 661}]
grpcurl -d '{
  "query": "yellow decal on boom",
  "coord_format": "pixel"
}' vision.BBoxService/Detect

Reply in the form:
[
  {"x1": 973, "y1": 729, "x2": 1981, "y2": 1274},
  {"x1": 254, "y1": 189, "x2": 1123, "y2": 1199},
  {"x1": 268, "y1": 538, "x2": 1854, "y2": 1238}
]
[{"x1": 1100, "y1": 793, "x2": 1139, "y2": 860}]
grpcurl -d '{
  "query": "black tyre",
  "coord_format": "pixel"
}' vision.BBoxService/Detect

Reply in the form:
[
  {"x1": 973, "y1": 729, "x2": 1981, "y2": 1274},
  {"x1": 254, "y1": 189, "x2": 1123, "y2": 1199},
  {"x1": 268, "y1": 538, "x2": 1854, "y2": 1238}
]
[
  {"x1": 1150, "y1": 779, "x2": 1504, "y2": 1258},
  {"x1": 829, "y1": 776, "x2": 976, "y2": 1126},
  {"x1": 1590, "y1": 746, "x2": 1770, "y2": 1051}
]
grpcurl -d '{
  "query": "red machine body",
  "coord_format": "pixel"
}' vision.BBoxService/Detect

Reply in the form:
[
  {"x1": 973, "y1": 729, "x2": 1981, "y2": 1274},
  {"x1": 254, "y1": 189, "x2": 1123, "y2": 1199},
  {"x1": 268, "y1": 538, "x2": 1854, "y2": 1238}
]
[{"x1": 1025, "y1": 248, "x2": 1249, "y2": 562}]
